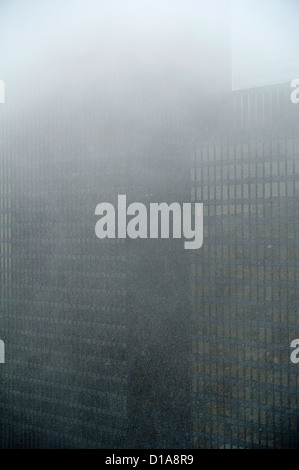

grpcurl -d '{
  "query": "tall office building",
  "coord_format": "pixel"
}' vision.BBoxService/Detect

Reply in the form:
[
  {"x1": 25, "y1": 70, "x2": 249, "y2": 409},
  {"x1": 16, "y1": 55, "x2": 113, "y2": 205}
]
[
  {"x1": 0, "y1": 112, "x2": 12, "y2": 373},
  {"x1": 0, "y1": 102, "x2": 129, "y2": 448},
  {"x1": 4, "y1": 0, "x2": 299, "y2": 450},
  {"x1": 0, "y1": 94, "x2": 192, "y2": 447},
  {"x1": 191, "y1": 83, "x2": 299, "y2": 448},
  {"x1": 125, "y1": 134, "x2": 190, "y2": 448}
]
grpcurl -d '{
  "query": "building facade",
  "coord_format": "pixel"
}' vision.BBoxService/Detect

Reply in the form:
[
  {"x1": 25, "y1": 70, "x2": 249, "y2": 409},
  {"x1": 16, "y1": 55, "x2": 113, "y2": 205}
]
[
  {"x1": 0, "y1": 98, "x2": 191, "y2": 448},
  {"x1": 191, "y1": 83, "x2": 299, "y2": 448},
  {"x1": 0, "y1": 105, "x2": 128, "y2": 448}
]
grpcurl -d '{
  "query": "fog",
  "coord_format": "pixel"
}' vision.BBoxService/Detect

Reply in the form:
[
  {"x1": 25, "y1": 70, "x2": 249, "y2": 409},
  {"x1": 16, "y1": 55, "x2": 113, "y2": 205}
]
[
  {"x1": 232, "y1": 0, "x2": 299, "y2": 89},
  {"x1": 0, "y1": 0, "x2": 232, "y2": 449},
  {"x1": 0, "y1": 0, "x2": 298, "y2": 450},
  {"x1": 0, "y1": 0, "x2": 230, "y2": 120}
]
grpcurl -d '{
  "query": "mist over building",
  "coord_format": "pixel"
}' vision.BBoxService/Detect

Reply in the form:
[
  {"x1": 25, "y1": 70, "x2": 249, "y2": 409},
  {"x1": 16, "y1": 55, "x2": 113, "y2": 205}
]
[
  {"x1": 0, "y1": 0, "x2": 298, "y2": 449},
  {"x1": 191, "y1": 84, "x2": 299, "y2": 448}
]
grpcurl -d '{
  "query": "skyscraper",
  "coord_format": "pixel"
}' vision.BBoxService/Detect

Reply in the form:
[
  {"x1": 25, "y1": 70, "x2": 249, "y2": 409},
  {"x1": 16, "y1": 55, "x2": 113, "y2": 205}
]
[
  {"x1": 0, "y1": 99, "x2": 192, "y2": 448},
  {"x1": 125, "y1": 134, "x2": 190, "y2": 448},
  {"x1": 0, "y1": 101, "x2": 129, "y2": 447},
  {"x1": 0, "y1": 110, "x2": 12, "y2": 371},
  {"x1": 191, "y1": 82, "x2": 299, "y2": 448}
]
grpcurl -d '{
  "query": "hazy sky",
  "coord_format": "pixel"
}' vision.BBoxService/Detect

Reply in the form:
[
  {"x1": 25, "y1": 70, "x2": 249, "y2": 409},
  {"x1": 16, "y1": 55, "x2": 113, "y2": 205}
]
[
  {"x1": 1, "y1": 1, "x2": 298, "y2": 108},
  {"x1": 232, "y1": 0, "x2": 299, "y2": 89},
  {"x1": 0, "y1": 0, "x2": 231, "y2": 114}
]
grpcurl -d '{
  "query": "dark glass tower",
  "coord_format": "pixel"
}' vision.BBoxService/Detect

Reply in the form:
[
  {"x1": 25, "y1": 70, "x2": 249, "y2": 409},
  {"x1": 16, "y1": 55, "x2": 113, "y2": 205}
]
[
  {"x1": 191, "y1": 83, "x2": 299, "y2": 449},
  {"x1": 0, "y1": 98, "x2": 129, "y2": 447},
  {"x1": 0, "y1": 94, "x2": 192, "y2": 448},
  {"x1": 125, "y1": 134, "x2": 191, "y2": 448}
]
